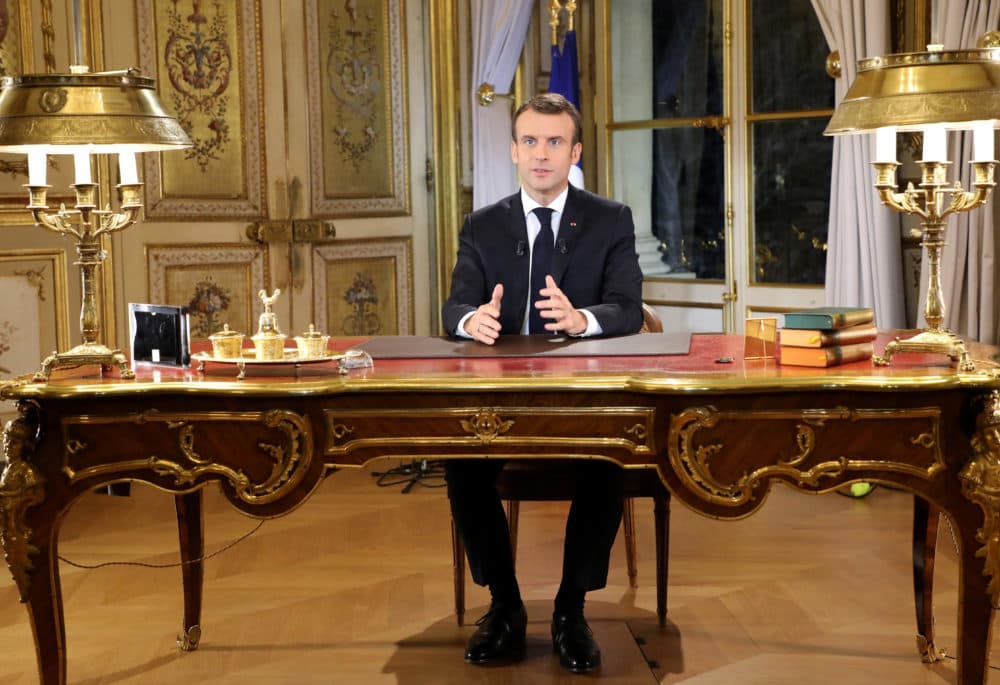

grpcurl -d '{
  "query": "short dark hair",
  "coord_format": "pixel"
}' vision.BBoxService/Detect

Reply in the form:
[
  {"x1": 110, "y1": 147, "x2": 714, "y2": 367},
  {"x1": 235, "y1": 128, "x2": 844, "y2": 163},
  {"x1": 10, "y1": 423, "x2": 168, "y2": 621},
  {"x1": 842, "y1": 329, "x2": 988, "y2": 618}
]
[{"x1": 511, "y1": 93, "x2": 582, "y2": 146}]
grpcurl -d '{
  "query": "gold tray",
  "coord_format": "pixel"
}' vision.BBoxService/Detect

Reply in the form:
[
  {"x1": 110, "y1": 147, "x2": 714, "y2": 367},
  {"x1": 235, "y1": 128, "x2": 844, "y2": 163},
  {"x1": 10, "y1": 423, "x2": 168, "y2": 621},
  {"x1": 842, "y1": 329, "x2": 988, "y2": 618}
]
[{"x1": 193, "y1": 349, "x2": 343, "y2": 379}]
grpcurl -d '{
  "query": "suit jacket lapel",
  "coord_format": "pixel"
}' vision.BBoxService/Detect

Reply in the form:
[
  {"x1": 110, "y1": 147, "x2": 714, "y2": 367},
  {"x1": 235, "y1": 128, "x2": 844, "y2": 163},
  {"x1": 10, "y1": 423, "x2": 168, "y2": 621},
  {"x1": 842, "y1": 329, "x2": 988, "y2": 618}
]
[
  {"x1": 504, "y1": 194, "x2": 530, "y2": 322},
  {"x1": 552, "y1": 186, "x2": 582, "y2": 284},
  {"x1": 502, "y1": 193, "x2": 529, "y2": 246}
]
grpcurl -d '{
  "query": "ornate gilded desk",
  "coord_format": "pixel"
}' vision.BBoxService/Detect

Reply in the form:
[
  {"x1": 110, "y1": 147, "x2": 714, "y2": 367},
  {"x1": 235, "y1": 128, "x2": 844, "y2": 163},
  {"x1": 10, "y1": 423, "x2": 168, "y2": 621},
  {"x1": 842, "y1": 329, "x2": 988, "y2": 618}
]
[{"x1": 2, "y1": 333, "x2": 1000, "y2": 684}]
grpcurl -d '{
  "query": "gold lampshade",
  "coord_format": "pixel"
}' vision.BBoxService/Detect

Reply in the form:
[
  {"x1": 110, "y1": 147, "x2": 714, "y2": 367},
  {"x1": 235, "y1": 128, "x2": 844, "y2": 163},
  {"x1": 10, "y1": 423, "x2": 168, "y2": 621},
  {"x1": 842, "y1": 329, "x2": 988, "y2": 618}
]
[
  {"x1": 0, "y1": 68, "x2": 191, "y2": 152},
  {"x1": 824, "y1": 47, "x2": 1000, "y2": 134}
]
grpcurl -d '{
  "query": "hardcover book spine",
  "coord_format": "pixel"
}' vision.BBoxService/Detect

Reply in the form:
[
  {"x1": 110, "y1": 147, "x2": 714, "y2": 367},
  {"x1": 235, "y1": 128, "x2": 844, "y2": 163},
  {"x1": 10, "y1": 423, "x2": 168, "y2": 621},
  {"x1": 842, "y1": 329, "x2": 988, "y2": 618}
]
[
  {"x1": 778, "y1": 341, "x2": 874, "y2": 367},
  {"x1": 783, "y1": 310, "x2": 874, "y2": 330},
  {"x1": 779, "y1": 324, "x2": 878, "y2": 348}
]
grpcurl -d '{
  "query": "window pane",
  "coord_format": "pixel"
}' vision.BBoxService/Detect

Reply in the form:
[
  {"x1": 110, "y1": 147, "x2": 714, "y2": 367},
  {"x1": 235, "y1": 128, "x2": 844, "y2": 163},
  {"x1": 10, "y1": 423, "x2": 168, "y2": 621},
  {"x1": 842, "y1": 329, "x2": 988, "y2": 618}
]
[
  {"x1": 612, "y1": 127, "x2": 725, "y2": 280},
  {"x1": 752, "y1": 118, "x2": 832, "y2": 285},
  {"x1": 611, "y1": 0, "x2": 724, "y2": 122},
  {"x1": 751, "y1": 1, "x2": 834, "y2": 113}
]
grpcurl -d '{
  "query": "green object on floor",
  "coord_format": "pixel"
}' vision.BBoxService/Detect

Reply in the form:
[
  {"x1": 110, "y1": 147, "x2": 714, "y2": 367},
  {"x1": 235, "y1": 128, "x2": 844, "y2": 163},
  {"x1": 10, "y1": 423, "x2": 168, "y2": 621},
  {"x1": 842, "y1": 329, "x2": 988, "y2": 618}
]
[{"x1": 847, "y1": 482, "x2": 876, "y2": 498}]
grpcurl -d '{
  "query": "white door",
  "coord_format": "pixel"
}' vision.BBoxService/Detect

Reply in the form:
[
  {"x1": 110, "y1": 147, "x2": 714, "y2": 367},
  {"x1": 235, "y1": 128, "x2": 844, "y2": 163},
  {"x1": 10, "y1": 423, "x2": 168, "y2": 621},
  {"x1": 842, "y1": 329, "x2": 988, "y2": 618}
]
[{"x1": 104, "y1": 0, "x2": 433, "y2": 353}]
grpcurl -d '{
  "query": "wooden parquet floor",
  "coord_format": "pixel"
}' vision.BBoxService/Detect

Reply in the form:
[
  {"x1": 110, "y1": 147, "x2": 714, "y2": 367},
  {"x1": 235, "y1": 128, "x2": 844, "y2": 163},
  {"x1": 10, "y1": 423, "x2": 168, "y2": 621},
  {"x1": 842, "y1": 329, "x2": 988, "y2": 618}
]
[{"x1": 0, "y1": 463, "x2": 998, "y2": 684}]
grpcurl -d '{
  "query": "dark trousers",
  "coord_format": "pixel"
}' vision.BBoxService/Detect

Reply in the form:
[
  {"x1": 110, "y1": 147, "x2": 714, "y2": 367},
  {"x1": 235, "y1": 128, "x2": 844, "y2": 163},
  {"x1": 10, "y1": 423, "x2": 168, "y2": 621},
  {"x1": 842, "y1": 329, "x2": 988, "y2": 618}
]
[{"x1": 445, "y1": 459, "x2": 625, "y2": 595}]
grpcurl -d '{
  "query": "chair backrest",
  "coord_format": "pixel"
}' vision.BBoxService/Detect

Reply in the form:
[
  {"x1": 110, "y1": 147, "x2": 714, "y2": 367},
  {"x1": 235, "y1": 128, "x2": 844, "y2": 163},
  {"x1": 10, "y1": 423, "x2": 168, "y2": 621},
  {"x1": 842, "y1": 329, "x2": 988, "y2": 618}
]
[{"x1": 641, "y1": 303, "x2": 663, "y2": 333}]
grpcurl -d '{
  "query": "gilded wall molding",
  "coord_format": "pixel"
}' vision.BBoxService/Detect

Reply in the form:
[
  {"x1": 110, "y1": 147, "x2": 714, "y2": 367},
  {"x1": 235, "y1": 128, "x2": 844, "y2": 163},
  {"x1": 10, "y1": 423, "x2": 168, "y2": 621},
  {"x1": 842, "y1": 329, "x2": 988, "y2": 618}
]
[
  {"x1": 669, "y1": 405, "x2": 945, "y2": 507},
  {"x1": 61, "y1": 409, "x2": 312, "y2": 505}
]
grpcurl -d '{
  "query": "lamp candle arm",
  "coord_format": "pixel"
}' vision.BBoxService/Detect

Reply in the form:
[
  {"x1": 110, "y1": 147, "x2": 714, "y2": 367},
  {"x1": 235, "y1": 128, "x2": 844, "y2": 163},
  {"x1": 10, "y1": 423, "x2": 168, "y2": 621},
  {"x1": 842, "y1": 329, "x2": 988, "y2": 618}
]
[
  {"x1": 28, "y1": 206, "x2": 84, "y2": 241},
  {"x1": 95, "y1": 206, "x2": 141, "y2": 235},
  {"x1": 872, "y1": 163, "x2": 928, "y2": 217},
  {"x1": 942, "y1": 162, "x2": 996, "y2": 217}
]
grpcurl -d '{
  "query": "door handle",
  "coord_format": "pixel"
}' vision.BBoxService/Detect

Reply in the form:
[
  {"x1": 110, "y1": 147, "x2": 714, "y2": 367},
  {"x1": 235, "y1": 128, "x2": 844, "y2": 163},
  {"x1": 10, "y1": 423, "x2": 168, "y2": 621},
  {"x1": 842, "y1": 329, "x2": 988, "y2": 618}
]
[
  {"x1": 246, "y1": 219, "x2": 336, "y2": 243},
  {"x1": 292, "y1": 219, "x2": 336, "y2": 242}
]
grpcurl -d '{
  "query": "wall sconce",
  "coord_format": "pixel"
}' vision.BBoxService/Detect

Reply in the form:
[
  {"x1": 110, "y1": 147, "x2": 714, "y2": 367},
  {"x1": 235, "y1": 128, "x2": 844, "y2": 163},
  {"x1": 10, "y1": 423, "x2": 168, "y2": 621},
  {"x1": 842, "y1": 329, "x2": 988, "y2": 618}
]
[
  {"x1": 825, "y1": 45, "x2": 1000, "y2": 371},
  {"x1": 0, "y1": 66, "x2": 191, "y2": 380}
]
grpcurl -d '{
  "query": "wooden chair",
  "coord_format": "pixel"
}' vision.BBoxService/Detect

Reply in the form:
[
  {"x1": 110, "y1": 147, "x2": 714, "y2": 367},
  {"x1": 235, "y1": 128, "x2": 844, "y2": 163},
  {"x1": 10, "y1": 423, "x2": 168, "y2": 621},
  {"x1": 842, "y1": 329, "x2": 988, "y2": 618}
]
[{"x1": 451, "y1": 303, "x2": 672, "y2": 627}]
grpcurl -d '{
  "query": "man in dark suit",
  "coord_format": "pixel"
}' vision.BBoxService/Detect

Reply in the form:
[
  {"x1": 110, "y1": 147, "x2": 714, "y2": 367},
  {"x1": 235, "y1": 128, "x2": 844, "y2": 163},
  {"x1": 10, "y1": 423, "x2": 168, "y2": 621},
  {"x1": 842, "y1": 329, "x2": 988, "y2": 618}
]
[{"x1": 442, "y1": 93, "x2": 643, "y2": 673}]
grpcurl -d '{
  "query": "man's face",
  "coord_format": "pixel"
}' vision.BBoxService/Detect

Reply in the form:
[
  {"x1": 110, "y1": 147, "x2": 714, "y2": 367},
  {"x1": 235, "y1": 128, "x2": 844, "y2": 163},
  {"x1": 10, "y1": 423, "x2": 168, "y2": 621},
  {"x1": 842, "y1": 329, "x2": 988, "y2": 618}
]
[{"x1": 510, "y1": 108, "x2": 582, "y2": 204}]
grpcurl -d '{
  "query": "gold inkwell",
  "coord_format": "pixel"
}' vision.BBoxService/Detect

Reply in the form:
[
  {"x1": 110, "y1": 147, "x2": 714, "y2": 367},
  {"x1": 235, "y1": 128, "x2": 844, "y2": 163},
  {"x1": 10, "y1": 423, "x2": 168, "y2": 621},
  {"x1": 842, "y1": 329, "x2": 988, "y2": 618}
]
[
  {"x1": 294, "y1": 324, "x2": 330, "y2": 359},
  {"x1": 208, "y1": 323, "x2": 244, "y2": 359}
]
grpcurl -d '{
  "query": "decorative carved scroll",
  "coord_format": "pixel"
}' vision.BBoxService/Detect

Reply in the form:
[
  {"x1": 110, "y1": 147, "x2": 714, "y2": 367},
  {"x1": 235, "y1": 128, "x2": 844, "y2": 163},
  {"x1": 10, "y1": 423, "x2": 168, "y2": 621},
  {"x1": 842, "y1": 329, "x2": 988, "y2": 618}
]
[
  {"x1": 460, "y1": 410, "x2": 515, "y2": 445},
  {"x1": 62, "y1": 409, "x2": 312, "y2": 505},
  {"x1": 0, "y1": 403, "x2": 44, "y2": 601},
  {"x1": 669, "y1": 405, "x2": 944, "y2": 507},
  {"x1": 959, "y1": 389, "x2": 1000, "y2": 602}
]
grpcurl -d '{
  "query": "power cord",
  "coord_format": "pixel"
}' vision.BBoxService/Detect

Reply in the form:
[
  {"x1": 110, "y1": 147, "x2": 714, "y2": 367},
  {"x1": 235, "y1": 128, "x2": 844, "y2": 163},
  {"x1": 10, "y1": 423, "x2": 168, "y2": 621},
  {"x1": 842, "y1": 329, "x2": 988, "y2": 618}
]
[{"x1": 58, "y1": 519, "x2": 264, "y2": 570}]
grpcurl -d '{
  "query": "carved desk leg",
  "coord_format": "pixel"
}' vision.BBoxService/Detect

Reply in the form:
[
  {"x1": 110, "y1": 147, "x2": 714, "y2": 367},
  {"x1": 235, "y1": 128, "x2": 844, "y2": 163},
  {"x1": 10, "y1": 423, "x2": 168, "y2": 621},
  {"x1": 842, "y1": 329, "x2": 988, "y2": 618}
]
[
  {"x1": 175, "y1": 490, "x2": 204, "y2": 651},
  {"x1": 0, "y1": 405, "x2": 67, "y2": 685},
  {"x1": 912, "y1": 496, "x2": 945, "y2": 662}
]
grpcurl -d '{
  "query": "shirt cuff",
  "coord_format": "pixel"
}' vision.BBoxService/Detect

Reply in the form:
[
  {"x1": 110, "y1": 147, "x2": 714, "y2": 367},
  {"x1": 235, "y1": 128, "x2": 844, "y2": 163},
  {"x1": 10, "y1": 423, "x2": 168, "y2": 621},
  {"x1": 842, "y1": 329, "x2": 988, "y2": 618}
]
[
  {"x1": 456, "y1": 312, "x2": 475, "y2": 338},
  {"x1": 570, "y1": 309, "x2": 602, "y2": 337}
]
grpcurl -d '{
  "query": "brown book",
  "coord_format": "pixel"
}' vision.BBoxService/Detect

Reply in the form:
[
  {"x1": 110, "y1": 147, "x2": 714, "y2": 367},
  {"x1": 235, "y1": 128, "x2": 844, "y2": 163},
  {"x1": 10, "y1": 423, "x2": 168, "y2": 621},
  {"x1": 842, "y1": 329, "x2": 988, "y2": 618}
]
[
  {"x1": 778, "y1": 341, "x2": 874, "y2": 367},
  {"x1": 779, "y1": 323, "x2": 878, "y2": 348}
]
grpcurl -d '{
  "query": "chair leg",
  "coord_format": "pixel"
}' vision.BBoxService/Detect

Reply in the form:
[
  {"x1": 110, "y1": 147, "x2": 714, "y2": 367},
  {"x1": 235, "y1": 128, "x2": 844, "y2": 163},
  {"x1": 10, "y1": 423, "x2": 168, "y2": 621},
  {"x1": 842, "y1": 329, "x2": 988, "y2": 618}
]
[
  {"x1": 623, "y1": 497, "x2": 638, "y2": 588},
  {"x1": 451, "y1": 518, "x2": 466, "y2": 626},
  {"x1": 505, "y1": 499, "x2": 520, "y2": 568},
  {"x1": 654, "y1": 492, "x2": 670, "y2": 627}
]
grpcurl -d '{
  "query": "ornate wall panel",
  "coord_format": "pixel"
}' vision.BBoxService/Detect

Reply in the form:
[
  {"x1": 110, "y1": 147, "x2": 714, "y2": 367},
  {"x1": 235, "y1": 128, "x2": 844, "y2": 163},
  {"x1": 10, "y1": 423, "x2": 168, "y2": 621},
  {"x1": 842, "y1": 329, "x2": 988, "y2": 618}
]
[
  {"x1": 136, "y1": 0, "x2": 267, "y2": 219},
  {"x1": 312, "y1": 238, "x2": 412, "y2": 335},
  {"x1": 0, "y1": 249, "x2": 69, "y2": 380},
  {"x1": 304, "y1": 0, "x2": 410, "y2": 217},
  {"x1": 146, "y1": 243, "x2": 269, "y2": 340}
]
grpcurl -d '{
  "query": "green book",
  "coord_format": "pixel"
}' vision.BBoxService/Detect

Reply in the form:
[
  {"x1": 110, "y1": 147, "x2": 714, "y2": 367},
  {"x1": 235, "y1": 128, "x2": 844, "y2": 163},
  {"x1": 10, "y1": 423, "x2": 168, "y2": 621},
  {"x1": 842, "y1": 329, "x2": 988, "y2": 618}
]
[{"x1": 782, "y1": 306, "x2": 874, "y2": 330}]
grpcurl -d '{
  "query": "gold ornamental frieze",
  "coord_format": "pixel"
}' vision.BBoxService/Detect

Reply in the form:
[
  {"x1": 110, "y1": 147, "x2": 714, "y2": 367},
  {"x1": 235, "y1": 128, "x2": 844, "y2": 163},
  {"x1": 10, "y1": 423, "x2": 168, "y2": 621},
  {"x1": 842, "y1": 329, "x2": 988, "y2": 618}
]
[
  {"x1": 669, "y1": 405, "x2": 944, "y2": 507},
  {"x1": 325, "y1": 407, "x2": 655, "y2": 462},
  {"x1": 0, "y1": 405, "x2": 44, "y2": 601},
  {"x1": 60, "y1": 409, "x2": 312, "y2": 504},
  {"x1": 959, "y1": 390, "x2": 1000, "y2": 601}
]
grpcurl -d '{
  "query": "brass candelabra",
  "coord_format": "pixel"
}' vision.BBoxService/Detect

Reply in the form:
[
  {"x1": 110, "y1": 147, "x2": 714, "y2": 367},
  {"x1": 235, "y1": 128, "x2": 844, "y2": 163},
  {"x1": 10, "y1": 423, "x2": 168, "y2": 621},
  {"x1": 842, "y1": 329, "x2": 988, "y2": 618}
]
[
  {"x1": 869, "y1": 159, "x2": 995, "y2": 372},
  {"x1": 26, "y1": 180, "x2": 145, "y2": 381}
]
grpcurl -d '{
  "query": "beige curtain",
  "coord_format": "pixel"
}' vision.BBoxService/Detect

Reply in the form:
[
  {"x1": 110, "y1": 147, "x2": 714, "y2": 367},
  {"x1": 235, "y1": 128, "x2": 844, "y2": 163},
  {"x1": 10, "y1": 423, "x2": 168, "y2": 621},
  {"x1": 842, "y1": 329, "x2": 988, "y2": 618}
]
[
  {"x1": 810, "y1": 0, "x2": 905, "y2": 328},
  {"x1": 471, "y1": 1, "x2": 534, "y2": 209},
  {"x1": 928, "y1": 1, "x2": 1000, "y2": 343}
]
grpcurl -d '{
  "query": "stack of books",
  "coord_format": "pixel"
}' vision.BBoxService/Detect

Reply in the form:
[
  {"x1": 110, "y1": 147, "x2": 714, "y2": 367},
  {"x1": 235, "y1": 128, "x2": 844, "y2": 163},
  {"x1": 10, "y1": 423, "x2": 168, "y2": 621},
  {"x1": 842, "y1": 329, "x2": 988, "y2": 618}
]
[{"x1": 779, "y1": 306, "x2": 877, "y2": 367}]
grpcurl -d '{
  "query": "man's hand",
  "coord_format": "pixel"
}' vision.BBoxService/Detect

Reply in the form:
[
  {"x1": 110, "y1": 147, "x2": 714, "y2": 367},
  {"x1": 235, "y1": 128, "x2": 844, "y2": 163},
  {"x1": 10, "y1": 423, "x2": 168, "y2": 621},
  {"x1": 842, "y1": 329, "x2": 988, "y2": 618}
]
[
  {"x1": 536, "y1": 275, "x2": 587, "y2": 335},
  {"x1": 465, "y1": 284, "x2": 503, "y2": 344}
]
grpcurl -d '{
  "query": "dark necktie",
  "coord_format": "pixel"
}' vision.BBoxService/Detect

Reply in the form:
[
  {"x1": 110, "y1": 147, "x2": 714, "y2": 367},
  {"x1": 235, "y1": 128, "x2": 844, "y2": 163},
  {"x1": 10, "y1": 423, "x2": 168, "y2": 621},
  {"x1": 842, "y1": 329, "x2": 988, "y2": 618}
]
[{"x1": 529, "y1": 207, "x2": 554, "y2": 334}]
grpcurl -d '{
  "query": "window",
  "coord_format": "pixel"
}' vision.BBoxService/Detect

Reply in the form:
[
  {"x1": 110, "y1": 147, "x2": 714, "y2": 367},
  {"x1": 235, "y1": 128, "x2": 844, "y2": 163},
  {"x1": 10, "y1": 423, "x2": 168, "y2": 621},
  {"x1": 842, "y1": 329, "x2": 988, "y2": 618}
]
[{"x1": 602, "y1": 0, "x2": 837, "y2": 330}]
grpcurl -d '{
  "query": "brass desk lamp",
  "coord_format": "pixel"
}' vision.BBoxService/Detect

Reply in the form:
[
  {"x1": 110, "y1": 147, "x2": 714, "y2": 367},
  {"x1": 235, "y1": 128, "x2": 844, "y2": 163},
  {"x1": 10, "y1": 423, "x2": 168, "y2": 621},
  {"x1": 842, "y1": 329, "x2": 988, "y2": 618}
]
[
  {"x1": 825, "y1": 41, "x2": 1000, "y2": 372},
  {"x1": 0, "y1": 66, "x2": 190, "y2": 381}
]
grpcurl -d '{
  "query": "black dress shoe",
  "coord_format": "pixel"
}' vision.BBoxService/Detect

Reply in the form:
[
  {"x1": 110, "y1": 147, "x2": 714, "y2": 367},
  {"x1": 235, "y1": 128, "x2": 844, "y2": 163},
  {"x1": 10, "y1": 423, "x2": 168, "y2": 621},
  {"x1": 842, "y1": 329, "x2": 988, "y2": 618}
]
[
  {"x1": 464, "y1": 604, "x2": 528, "y2": 664},
  {"x1": 551, "y1": 613, "x2": 601, "y2": 673}
]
